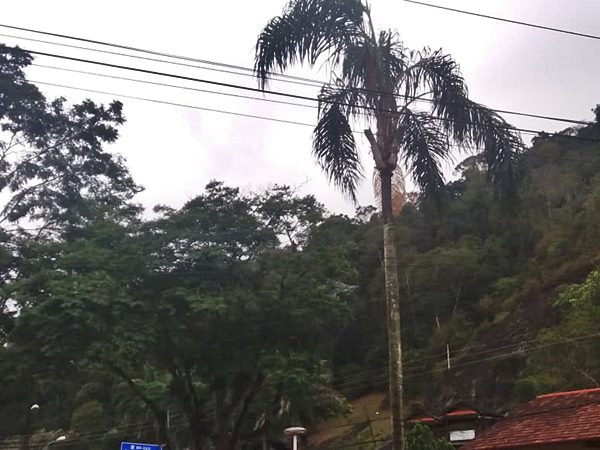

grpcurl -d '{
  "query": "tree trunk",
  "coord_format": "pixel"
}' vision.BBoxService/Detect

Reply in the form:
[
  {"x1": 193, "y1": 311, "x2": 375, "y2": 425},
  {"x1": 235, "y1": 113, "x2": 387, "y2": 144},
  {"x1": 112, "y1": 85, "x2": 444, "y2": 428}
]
[
  {"x1": 190, "y1": 427, "x2": 205, "y2": 450},
  {"x1": 379, "y1": 169, "x2": 405, "y2": 450},
  {"x1": 20, "y1": 415, "x2": 30, "y2": 450},
  {"x1": 216, "y1": 390, "x2": 231, "y2": 450},
  {"x1": 107, "y1": 362, "x2": 172, "y2": 449}
]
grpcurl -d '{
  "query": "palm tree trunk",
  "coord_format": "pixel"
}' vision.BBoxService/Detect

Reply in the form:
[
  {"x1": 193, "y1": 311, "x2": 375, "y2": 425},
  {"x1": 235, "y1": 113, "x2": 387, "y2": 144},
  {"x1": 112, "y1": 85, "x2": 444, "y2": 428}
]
[{"x1": 379, "y1": 168, "x2": 405, "y2": 450}]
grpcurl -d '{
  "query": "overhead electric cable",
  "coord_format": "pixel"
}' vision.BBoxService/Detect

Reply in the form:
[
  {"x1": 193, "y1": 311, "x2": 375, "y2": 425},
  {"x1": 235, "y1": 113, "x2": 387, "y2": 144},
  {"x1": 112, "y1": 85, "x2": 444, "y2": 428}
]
[
  {"x1": 30, "y1": 62, "x2": 590, "y2": 127},
  {"x1": 25, "y1": 49, "x2": 599, "y2": 141},
  {"x1": 0, "y1": 25, "x2": 590, "y2": 126},
  {"x1": 2, "y1": 331, "x2": 600, "y2": 448},
  {"x1": 404, "y1": 0, "x2": 600, "y2": 41},
  {"x1": 31, "y1": 64, "x2": 316, "y2": 110},
  {"x1": 31, "y1": 76, "x2": 600, "y2": 147},
  {"x1": 0, "y1": 26, "x2": 323, "y2": 87},
  {"x1": 31, "y1": 81, "x2": 317, "y2": 128}
]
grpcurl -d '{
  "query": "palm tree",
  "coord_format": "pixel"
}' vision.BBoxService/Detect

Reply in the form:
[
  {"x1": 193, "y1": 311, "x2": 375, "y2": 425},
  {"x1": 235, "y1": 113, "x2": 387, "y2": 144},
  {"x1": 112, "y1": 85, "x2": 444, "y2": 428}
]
[{"x1": 254, "y1": 1, "x2": 521, "y2": 449}]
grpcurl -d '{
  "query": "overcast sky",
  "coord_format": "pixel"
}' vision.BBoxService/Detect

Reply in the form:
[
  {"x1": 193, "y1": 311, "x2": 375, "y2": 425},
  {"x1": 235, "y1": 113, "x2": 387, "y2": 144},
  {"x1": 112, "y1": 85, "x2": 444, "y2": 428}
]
[{"x1": 2, "y1": 0, "x2": 599, "y2": 215}]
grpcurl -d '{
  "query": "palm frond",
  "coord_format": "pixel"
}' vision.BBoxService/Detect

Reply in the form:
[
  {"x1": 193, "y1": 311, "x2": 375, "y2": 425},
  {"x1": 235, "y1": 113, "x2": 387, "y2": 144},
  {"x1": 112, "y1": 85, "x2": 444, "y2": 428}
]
[
  {"x1": 402, "y1": 48, "x2": 468, "y2": 113},
  {"x1": 402, "y1": 48, "x2": 522, "y2": 195},
  {"x1": 437, "y1": 97, "x2": 522, "y2": 196},
  {"x1": 466, "y1": 106, "x2": 523, "y2": 196},
  {"x1": 254, "y1": 0, "x2": 366, "y2": 89},
  {"x1": 336, "y1": 30, "x2": 405, "y2": 104},
  {"x1": 318, "y1": 81, "x2": 371, "y2": 118},
  {"x1": 313, "y1": 102, "x2": 363, "y2": 201},
  {"x1": 377, "y1": 30, "x2": 406, "y2": 91},
  {"x1": 398, "y1": 110, "x2": 449, "y2": 198},
  {"x1": 339, "y1": 39, "x2": 371, "y2": 92}
]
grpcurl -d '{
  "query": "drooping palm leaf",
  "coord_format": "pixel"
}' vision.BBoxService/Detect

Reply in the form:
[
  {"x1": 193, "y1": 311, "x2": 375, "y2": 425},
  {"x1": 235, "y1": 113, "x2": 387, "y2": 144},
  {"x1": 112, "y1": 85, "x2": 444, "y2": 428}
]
[
  {"x1": 338, "y1": 39, "x2": 372, "y2": 94},
  {"x1": 254, "y1": 0, "x2": 367, "y2": 88},
  {"x1": 402, "y1": 49, "x2": 522, "y2": 196},
  {"x1": 376, "y1": 30, "x2": 406, "y2": 91},
  {"x1": 337, "y1": 30, "x2": 405, "y2": 105},
  {"x1": 440, "y1": 98, "x2": 522, "y2": 195},
  {"x1": 403, "y1": 49, "x2": 466, "y2": 102},
  {"x1": 318, "y1": 81, "x2": 370, "y2": 118},
  {"x1": 398, "y1": 110, "x2": 449, "y2": 198},
  {"x1": 313, "y1": 102, "x2": 362, "y2": 201}
]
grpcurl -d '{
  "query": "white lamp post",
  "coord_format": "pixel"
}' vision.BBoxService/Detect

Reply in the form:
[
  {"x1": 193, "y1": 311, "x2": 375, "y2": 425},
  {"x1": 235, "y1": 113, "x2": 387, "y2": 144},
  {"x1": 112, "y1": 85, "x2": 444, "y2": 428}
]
[
  {"x1": 43, "y1": 435, "x2": 67, "y2": 450},
  {"x1": 284, "y1": 427, "x2": 306, "y2": 450}
]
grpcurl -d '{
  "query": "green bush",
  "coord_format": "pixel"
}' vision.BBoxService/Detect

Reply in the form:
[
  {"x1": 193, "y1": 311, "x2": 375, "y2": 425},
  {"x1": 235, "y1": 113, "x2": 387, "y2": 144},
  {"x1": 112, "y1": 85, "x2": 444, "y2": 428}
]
[
  {"x1": 407, "y1": 423, "x2": 453, "y2": 450},
  {"x1": 70, "y1": 400, "x2": 107, "y2": 433}
]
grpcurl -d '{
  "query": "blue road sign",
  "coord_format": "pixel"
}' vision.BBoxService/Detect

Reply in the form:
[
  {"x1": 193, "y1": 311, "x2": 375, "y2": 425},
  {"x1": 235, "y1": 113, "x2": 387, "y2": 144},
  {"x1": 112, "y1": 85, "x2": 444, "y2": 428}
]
[{"x1": 120, "y1": 442, "x2": 162, "y2": 450}]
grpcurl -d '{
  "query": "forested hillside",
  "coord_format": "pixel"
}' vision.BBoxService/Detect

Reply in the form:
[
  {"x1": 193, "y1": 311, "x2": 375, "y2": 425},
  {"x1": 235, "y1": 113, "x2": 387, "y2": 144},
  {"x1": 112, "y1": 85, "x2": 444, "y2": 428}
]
[
  {"x1": 325, "y1": 106, "x2": 600, "y2": 416},
  {"x1": 1, "y1": 42, "x2": 600, "y2": 449}
]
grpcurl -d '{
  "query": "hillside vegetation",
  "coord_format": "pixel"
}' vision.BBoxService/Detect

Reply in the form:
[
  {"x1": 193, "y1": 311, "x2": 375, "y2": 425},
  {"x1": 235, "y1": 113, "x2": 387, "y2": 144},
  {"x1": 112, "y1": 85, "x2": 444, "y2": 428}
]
[{"x1": 1, "y1": 43, "x2": 600, "y2": 449}]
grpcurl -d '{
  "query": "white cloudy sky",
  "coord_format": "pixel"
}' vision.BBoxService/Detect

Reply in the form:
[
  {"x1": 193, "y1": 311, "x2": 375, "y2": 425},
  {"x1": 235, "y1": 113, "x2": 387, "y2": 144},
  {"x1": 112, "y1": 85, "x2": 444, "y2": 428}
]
[{"x1": 1, "y1": 0, "x2": 599, "y2": 215}]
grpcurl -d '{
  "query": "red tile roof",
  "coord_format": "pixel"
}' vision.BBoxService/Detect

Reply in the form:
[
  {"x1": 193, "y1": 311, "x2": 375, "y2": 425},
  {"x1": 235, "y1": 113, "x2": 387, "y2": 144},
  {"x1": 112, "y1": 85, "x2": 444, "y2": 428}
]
[
  {"x1": 408, "y1": 416, "x2": 436, "y2": 423},
  {"x1": 408, "y1": 408, "x2": 480, "y2": 424},
  {"x1": 464, "y1": 388, "x2": 600, "y2": 450},
  {"x1": 446, "y1": 408, "x2": 478, "y2": 418}
]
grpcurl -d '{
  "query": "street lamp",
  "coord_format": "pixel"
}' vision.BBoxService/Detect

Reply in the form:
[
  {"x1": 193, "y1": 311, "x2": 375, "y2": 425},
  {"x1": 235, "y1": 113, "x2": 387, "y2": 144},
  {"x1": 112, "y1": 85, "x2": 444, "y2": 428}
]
[
  {"x1": 284, "y1": 427, "x2": 306, "y2": 450},
  {"x1": 22, "y1": 404, "x2": 41, "y2": 450},
  {"x1": 43, "y1": 435, "x2": 67, "y2": 450}
]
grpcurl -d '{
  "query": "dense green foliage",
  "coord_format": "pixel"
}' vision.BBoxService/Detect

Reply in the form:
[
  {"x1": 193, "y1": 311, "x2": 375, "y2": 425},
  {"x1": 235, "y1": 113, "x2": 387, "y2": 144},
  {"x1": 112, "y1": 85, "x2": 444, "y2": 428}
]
[
  {"x1": 1, "y1": 44, "x2": 600, "y2": 450},
  {"x1": 406, "y1": 424, "x2": 454, "y2": 450}
]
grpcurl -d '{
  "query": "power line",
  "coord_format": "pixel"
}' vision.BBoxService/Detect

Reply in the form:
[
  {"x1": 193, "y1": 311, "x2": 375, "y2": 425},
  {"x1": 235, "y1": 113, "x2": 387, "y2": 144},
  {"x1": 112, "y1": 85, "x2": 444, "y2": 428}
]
[
  {"x1": 404, "y1": 0, "x2": 600, "y2": 41},
  {"x1": 25, "y1": 57, "x2": 600, "y2": 145},
  {"x1": 0, "y1": 22, "x2": 323, "y2": 86},
  {"x1": 333, "y1": 330, "x2": 600, "y2": 394},
  {"x1": 3, "y1": 330, "x2": 599, "y2": 448},
  {"x1": 331, "y1": 331, "x2": 538, "y2": 387},
  {"x1": 29, "y1": 79, "x2": 600, "y2": 170},
  {"x1": 0, "y1": 27, "x2": 590, "y2": 127},
  {"x1": 31, "y1": 64, "x2": 316, "y2": 110},
  {"x1": 34, "y1": 65, "x2": 595, "y2": 149},
  {"x1": 31, "y1": 80, "x2": 317, "y2": 129},
  {"x1": 30, "y1": 62, "x2": 591, "y2": 129}
]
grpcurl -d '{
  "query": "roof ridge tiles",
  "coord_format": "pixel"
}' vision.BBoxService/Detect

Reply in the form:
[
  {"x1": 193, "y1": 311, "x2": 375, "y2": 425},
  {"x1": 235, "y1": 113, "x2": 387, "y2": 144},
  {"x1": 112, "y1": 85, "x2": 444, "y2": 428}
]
[{"x1": 537, "y1": 387, "x2": 600, "y2": 399}]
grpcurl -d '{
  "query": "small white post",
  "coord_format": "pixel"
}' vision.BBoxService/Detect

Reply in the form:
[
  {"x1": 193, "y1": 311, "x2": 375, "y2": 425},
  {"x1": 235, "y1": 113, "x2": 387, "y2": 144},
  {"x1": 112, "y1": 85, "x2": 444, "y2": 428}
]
[
  {"x1": 446, "y1": 344, "x2": 451, "y2": 369},
  {"x1": 284, "y1": 427, "x2": 307, "y2": 450}
]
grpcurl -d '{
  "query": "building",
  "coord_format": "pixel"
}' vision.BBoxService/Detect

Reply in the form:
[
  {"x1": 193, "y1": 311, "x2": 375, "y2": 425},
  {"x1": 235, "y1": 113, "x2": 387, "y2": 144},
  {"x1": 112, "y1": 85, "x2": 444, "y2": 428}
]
[
  {"x1": 409, "y1": 405, "x2": 500, "y2": 447},
  {"x1": 463, "y1": 388, "x2": 600, "y2": 450}
]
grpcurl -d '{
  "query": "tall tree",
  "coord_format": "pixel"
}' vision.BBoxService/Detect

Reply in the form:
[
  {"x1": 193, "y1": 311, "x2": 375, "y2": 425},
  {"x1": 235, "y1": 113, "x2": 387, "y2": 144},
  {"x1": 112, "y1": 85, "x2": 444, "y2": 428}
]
[
  {"x1": 254, "y1": 1, "x2": 521, "y2": 448},
  {"x1": 9, "y1": 183, "x2": 351, "y2": 450},
  {"x1": 0, "y1": 44, "x2": 140, "y2": 234}
]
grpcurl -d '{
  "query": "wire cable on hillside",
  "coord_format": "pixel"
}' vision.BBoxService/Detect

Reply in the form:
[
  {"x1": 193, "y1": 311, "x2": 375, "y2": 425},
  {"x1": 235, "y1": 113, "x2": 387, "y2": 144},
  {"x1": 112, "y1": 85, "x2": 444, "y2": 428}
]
[
  {"x1": 332, "y1": 330, "x2": 600, "y2": 394},
  {"x1": 4, "y1": 329, "x2": 593, "y2": 446},
  {"x1": 3, "y1": 330, "x2": 599, "y2": 448},
  {"x1": 2, "y1": 329, "x2": 599, "y2": 449},
  {"x1": 403, "y1": 0, "x2": 600, "y2": 41}
]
